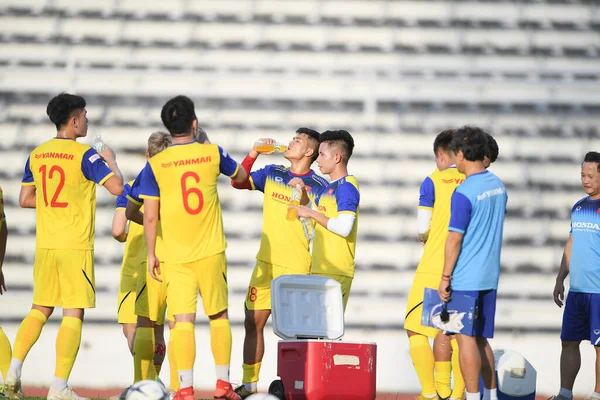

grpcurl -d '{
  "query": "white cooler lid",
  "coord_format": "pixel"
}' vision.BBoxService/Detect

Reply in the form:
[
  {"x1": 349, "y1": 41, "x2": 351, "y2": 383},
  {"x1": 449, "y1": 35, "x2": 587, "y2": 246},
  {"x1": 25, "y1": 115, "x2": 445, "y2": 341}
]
[{"x1": 271, "y1": 275, "x2": 345, "y2": 340}]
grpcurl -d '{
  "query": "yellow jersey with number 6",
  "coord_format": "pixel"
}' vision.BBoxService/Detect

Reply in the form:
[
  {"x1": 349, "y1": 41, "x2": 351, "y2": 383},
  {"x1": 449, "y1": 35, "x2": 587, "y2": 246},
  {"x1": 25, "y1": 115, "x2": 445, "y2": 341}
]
[{"x1": 22, "y1": 137, "x2": 114, "y2": 250}]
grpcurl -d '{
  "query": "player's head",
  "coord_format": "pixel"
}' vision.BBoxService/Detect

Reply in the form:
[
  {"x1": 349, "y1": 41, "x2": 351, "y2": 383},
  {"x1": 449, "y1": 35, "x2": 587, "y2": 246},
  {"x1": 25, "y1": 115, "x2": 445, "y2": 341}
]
[
  {"x1": 46, "y1": 93, "x2": 88, "y2": 137},
  {"x1": 316, "y1": 129, "x2": 354, "y2": 175},
  {"x1": 284, "y1": 127, "x2": 320, "y2": 163},
  {"x1": 146, "y1": 131, "x2": 172, "y2": 158},
  {"x1": 433, "y1": 129, "x2": 456, "y2": 171},
  {"x1": 451, "y1": 126, "x2": 487, "y2": 173},
  {"x1": 161, "y1": 95, "x2": 198, "y2": 137},
  {"x1": 582, "y1": 151, "x2": 600, "y2": 198},
  {"x1": 483, "y1": 132, "x2": 499, "y2": 168}
]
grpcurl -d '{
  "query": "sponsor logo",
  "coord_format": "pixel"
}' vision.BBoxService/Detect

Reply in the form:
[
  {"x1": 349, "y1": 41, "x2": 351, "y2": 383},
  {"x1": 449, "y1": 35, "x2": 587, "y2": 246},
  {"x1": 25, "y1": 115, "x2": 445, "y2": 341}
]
[
  {"x1": 318, "y1": 205, "x2": 327, "y2": 212},
  {"x1": 271, "y1": 191, "x2": 291, "y2": 202},
  {"x1": 274, "y1": 176, "x2": 283, "y2": 183},
  {"x1": 34, "y1": 152, "x2": 74, "y2": 161},
  {"x1": 572, "y1": 222, "x2": 600, "y2": 230},
  {"x1": 576, "y1": 206, "x2": 582, "y2": 211},
  {"x1": 88, "y1": 154, "x2": 101, "y2": 163},
  {"x1": 162, "y1": 161, "x2": 173, "y2": 168},
  {"x1": 442, "y1": 178, "x2": 465, "y2": 184},
  {"x1": 163, "y1": 157, "x2": 212, "y2": 168},
  {"x1": 476, "y1": 187, "x2": 505, "y2": 201},
  {"x1": 594, "y1": 329, "x2": 600, "y2": 335}
]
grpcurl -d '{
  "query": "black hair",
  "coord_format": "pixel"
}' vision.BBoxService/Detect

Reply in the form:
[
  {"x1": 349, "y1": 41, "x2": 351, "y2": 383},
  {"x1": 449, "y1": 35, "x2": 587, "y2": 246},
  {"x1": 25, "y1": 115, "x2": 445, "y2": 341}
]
[
  {"x1": 583, "y1": 151, "x2": 600, "y2": 172},
  {"x1": 451, "y1": 126, "x2": 487, "y2": 162},
  {"x1": 484, "y1": 132, "x2": 499, "y2": 164},
  {"x1": 161, "y1": 95, "x2": 197, "y2": 136},
  {"x1": 46, "y1": 93, "x2": 86, "y2": 130},
  {"x1": 319, "y1": 130, "x2": 355, "y2": 162},
  {"x1": 296, "y1": 127, "x2": 321, "y2": 162},
  {"x1": 433, "y1": 129, "x2": 455, "y2": 155}
]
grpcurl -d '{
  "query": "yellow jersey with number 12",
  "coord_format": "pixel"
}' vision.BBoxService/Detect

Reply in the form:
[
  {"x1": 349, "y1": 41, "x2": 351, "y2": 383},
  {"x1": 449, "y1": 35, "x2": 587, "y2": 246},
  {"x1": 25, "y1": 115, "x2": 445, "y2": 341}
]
[
  {"x1": 22, "y1": 137, "x2": 114, "y2": 250},
  {"x1": 137, "y1": 142, "x2": 239, "y2": 264}
]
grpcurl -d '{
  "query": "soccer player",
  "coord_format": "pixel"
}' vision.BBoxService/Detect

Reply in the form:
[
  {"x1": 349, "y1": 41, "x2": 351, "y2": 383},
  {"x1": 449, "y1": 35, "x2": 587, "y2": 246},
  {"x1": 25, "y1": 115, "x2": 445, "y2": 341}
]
[
  {"x1": 0, "y1": 185, "x2": 11, "y2": 395},
  {"x1": 230, "y1": 129, "x2": 327, "y2": 398},
  {"x1": 291, "y1": 130, "x2": 358, "y2": 310},
  {"x1": 550, "y1": 151, "x2": 600, "y2": 400},
  {"x1": 136, "y1": 95, "x2": 247, "y2": 400},
  {"x1": 4, "y1": 93, "x2": 124, "y2": 400},
  {"x1": 438, "y1": 126, "x2": 507, "y2": 400},
  {"x1": 112, "y1": 132, "x2": 172, "y2": 385}
]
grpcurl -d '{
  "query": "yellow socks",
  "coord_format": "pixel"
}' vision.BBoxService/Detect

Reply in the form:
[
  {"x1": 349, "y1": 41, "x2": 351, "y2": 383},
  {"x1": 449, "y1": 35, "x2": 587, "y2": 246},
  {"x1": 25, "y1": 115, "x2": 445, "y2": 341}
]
[
  {"x1": 54, "y1": 316, "x2": 82, "y2": 385},
  {"x1": 409, "y1": 335, "x2": 436, "y2": 396},
  {"x1": 133, "y1": 327, "x2": 156, "y2": 382},
  {"x1": 451, "y1": 338, "x2": 465, "y2": 399},
  {"x1": 0, "y1": 327, "x2": 12, "y2": 382},
  {"x1": 242, "y1": 362, "x2": 262, "y2": 385},
  {"x1": 435, "y1": 361, "x2": 452, "y2": 399},
  {"x1": 174, "y1": 323, "x2": 195, "y2": 388},
  {"x1": 12, "y1": 309, "x2": 47, "y2": 362},
  {"x1": 210, "y1": 319, "x2": 232, "y2": 382},
  {"x1": 168, "y1": 335, "x2": 179, "y2": 391}
]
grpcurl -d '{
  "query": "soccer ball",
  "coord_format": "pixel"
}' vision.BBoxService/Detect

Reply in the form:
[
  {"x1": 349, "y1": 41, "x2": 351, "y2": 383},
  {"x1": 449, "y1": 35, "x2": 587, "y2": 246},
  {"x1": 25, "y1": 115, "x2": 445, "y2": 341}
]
[
  {"x1": 125, "y1": 380, "x2": 169, "y2": 400},
  {"x1": 247, "y1": 395, "x2": 280, "y2": 400}
]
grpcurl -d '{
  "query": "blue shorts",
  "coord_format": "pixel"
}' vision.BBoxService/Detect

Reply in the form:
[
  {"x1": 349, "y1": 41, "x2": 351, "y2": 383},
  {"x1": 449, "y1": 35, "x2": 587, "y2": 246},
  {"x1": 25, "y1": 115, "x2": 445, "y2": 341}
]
[
  {"x1": 561, "y1": 291, "x2": 600, "y2": 345},
  {"x1": 452, "y1": 289, "x2": 497, "y2": 338}
]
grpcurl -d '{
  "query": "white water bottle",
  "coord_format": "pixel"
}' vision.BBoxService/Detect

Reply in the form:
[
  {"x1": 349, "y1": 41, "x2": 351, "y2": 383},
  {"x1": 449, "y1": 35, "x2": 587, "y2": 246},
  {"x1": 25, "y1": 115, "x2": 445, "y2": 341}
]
[
  {"x1": 301, "y1": 217, "x2": 315, "y2": 241},
  {"x1": 93, "y1": 132, "x2": 105, "y2": 152}
]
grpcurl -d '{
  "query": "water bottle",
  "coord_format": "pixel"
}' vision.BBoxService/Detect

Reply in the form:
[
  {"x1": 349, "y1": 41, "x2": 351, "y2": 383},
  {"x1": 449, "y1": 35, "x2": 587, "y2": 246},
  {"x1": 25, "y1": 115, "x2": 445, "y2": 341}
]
[
  {"x1": 286, "y1": 184, "x2": 302, "y2": 221},
  {"x1": 93, "y1": 132, "x2": 105, "y2": 152},
  {"x1": 254, "y1": 140, "x2": 287, "y2": 153},
  {"x1": 301, "y1": 217, "x2": 315, "y2": 240}
]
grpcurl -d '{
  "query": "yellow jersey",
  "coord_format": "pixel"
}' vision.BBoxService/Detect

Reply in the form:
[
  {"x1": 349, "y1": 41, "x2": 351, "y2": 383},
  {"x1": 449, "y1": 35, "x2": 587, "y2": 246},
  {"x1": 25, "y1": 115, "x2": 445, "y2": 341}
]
[
  {"x1": 22, "y1": 137, "x2": 114, "y2": 250},
  {"x1": 116, "y1": 180, "x2": 145, "y2": 277},
  {"x1": 248, "y1": 164, "x2": 329, "y2": 270},
  {"x1": 416, "y1": 166, "x2": 465, "y2": 274},
  {"x1": 311, "y1": 175, "x2": 360, "y2": 278},
  {"x1": 137, "y1": 142, "x2": 239, "y2": 264}
]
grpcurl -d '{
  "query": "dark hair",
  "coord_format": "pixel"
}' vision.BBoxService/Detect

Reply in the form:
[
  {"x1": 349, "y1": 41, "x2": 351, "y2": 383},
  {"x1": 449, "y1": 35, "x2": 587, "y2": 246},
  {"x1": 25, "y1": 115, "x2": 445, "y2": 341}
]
[
  {"x1": 161, "y1": 95, "x2": 197, "y2": 136},
  {"x1": 484, "y1": 133, "x2": 499, "y2": 164},
  {"x1": 433, "y1": 129, "x2": 455, "y2": 155},
  {"x1": 319, "y1": 130, "x2": 355, "y2": 162},
  {"x1": 451, "y1": 126, "x2": 487, "y2": 162},
  {"x1": 583, "y1": 151, "x2": 600, "y2": 171},
  {"x1": 46, "y1": 93, "x2": 86, "y2": 130},
  {"x1": 296, "y1": 127, "x2": 321, "y2": 162}
]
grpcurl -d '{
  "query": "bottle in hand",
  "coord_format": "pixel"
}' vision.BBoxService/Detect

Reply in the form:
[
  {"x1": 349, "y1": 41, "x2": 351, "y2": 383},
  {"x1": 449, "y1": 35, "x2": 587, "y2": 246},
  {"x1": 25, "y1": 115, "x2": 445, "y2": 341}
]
[
  {"x1": 254, "y1": 140, "x2": 287, "y2": 153},
  {"x1": 286, "y1": 184, "x2": 302, "y2": 221}
]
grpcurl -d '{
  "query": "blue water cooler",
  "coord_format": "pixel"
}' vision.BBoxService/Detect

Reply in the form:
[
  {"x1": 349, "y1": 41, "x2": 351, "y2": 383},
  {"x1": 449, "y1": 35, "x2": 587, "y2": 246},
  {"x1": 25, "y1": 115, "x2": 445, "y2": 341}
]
[{"x1": 480, "y1": 349, "x2": 536, "y2": 400}]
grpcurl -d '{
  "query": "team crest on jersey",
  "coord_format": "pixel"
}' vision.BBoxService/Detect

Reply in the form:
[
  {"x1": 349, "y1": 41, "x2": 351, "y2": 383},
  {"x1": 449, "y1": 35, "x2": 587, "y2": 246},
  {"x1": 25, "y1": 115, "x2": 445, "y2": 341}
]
[
  {"x1": 597, "y1": 208, "x2": 600, "y2": 214},
  {"x1": 305, "y1": 186, "x2": 311, "y2": 193},
  {"x1": 162, "y1": 161, "x2": 173, "y2": 168},
  {"x1": 327, "y1": 188, "x2": 334, "y2": 195}
]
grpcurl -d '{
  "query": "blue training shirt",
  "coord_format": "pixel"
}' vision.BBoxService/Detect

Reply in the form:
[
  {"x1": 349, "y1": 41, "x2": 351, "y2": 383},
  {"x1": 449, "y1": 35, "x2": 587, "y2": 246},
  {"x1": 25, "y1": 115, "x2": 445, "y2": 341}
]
[
  {"x1": 448, "y1": 170, "x2": 507, "y2": 291},
  {"x1": 569, "y1": 196, "x2": 600, "y2": 294}
]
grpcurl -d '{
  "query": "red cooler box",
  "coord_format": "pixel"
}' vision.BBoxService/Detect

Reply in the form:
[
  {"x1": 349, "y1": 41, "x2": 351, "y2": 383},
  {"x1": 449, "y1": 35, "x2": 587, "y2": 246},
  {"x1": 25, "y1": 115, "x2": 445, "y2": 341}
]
[{"x1": 269, "y1": 275, "x2": 377, "y2": 400}]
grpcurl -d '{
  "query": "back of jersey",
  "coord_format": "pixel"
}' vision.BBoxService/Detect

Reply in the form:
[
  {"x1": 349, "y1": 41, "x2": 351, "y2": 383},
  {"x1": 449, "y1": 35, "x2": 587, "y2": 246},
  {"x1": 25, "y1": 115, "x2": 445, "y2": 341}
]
[
  {"x1": 23, "y1": 138, "x2": 112, "y2": 250},
  {"x1": 141, "y1": 142, "x2": 238, "y2": 264}
]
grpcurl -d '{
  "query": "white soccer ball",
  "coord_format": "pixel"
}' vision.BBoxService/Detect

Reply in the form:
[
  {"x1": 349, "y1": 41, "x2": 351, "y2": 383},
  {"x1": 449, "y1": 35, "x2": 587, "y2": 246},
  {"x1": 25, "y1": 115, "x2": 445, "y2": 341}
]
[
  {"x1": 247, "y1": 394, "x2": 280, "y2": 400},
  {"x1": 125, "y1": 380, "x2": 169, "y2": 400}
]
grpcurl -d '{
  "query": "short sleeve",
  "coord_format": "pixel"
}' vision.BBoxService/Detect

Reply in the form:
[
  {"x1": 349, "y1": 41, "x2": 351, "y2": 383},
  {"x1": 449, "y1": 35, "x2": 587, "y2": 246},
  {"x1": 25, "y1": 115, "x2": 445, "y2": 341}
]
[
  {"x1": 418, "y1": 176, "x2": 435, "y2": 208},
  {"x1": 337, "y1": 182, "x2": 360, "y2": 214},
  {"x1": 116, "y1": 182, "x2": 132, "y2": 209},
  {"x1": 448, "y1": 191, "x2": 472, "y2": 234},
  {"x1": 127, "y1": 175, "x2": 144, "y2": 205},
  {"x1": 137, "y1": 162, "x2": 160, "y2": 200},
  {"x1": 249, "y1": 165, "x2": 272, "y2": 193},
  {"x1": 22, "y1": 157, "x2": 34, "y2": 186},
  {"x1": 81, "y1": 148, "x2": 114, "y2": 185},
  {"x1": 218, "y1": 146, "x2": 239, "y2": 177}
]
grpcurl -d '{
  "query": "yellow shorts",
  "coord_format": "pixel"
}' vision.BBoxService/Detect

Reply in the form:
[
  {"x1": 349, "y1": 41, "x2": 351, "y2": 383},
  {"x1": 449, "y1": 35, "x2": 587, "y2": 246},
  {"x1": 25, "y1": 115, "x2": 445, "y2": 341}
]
[
  {"x1": 404, "y1": 272, "x2": 441, "y2": 338},
  {"x1": 245, "y1": 259, "x2": 308, "y2": 311},
  {"x1": 118, "y1": 274, "x2": 138, "y2": 324},
  {"x1": 311, "y1": 273, "x2": 353, "y2": 311},
  {"x1": 167, "y1": 252, "x2": 228, "y2": 317},
  {"x1": 33, "y1": 248, "x2": 95, "y2": 309},
  {"x1": 135, "y1": 262, "x2": 172, "y2": 325}
]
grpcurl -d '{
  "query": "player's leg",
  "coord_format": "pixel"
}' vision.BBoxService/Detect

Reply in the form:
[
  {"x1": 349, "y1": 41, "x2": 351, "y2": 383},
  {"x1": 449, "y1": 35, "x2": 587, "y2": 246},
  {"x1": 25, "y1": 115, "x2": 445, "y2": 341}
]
[
  {"x1": 118, "y1": 274, "x2": 139, "y2": 355},
  {"x1": 453, "y1": 334, "x2": 480, "y2": 397},
  {"x1": 153, "y1": 323, "x2": 166, "y2": 378},
  {"x1": 433, "y1": 332, "x2": 452, "y2": 399},
  {"x1": 134, "y1": 317, "x2": 157, "y2": 382},
  {"x1": 0, "y1": 327, "x2": 11, "y2": 390},
  {"x1": 50, "y1": 307, "x2": 85, "y2": 398},
  {"x1": 166, "y1": 319, "x2": 178, "y2": 392},
  {"x1": 450, "y1": 337, "x2": 465, "y2": 400},
  {"x1": 238, "y1": 260, "x2": 274, "y2": 397},
  {"x1": 149, "y1": 262, "x2": 169, "y2": 380},
  {"x1": 594, "y1": 345, "x2": 600, "y2": 395},
  {"x1": 589, "y1": 293, "x2": 600, "y2": 396},
  {"x1": 473, "y1": 290, "x2": 498, "y2": 400}
]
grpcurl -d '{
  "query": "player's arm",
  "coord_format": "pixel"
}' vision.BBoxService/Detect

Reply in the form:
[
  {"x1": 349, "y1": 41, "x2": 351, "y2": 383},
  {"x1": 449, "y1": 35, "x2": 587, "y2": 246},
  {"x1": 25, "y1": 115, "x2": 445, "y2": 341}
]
[
  {"x1": 97, "y1": 145, "x2": 124, "y2": 196},
  {"x1": 19, "y1": 157, "x2": 36, "y2": 208},
  {"x1": 218, "y1": 145, "x2": 248, "y2": 185},
  {"x1": 112, "y1": 184, "x2": 131, "y2": 242},
  {"x1": 438, "y1": 190, "x2": 471, "y2": 302},
  {"x1": 125, "y1": 200, "x2": 144, "y2": 226},
  {"x1": 553, "y1": 235, "x2": 572, "y2": 308},
  {"x1": 82, "y1": 146, "x2": 124, "y2": 196},
  {"x1": 136, "y1": 162, "x2": 162, "y2": 281},
  {"x1": 417, "y1": 176, "x2": 435, "y2": 244},
  {"x1": 0, "y1": 213, "x2": 7, "y2": 294}
]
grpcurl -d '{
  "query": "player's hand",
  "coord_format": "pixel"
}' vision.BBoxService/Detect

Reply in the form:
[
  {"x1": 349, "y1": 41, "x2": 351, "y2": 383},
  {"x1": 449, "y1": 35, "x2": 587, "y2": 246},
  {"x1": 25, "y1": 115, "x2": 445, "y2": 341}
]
[
  {"x1": 553, "y1": 279, "x2": 565, "y2": 308},
  {"x1": 417, "y1": 233, "x2": 427, "y2": 245},
  {"x1": 288, "y1": 178, "x2": 305, "y2": 189},
  {"x1": 148, "y1": 255, "x2": 162, "y2": 282},
  {"x1": 291, "y1": 205, "x2": 312, "y2": 219},
  {"x1": 0, "y1": 269, "x2": 5, "y2": 295},
  {"x1": 438, "y1": 279, "x2": 451, "y2": 302},
  {"x1": 98, "y1": 144, "x2": 117, "y2": 163}
]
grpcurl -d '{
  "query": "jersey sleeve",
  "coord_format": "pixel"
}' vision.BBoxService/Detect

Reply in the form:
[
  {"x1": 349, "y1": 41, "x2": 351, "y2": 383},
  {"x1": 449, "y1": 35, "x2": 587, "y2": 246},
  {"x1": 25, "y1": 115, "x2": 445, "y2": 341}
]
[
  {"x1": 22, "y1": 156, "x2": 35, "y2": 186},
  {"x1": 336, "y1": 182, "x2": 360, "y2": 215},
  {"x1": 418, "y1": 176, "x2": 435, "y2": 209},
  {"x1": 116, "y1": 182, "x2": 132, "y2": 209},
  {"x1": 249, "y1": 165, "x2": 272, "y2": 193},
  {"x1": 81, "y1": 148, "x2": 114, "y2": 185},
  {"x1": 448, "y1": 190, "x2": 472, "y2": 234},
  {"x1": 127, "y1": 175, "x2": 144, "y2": 206},
  {"x1": 137, "y1": 162, "x2": 160, "y2": 200},
  {"x1": 218, "y1": 146, "x2": 239, "y2": 177}
]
